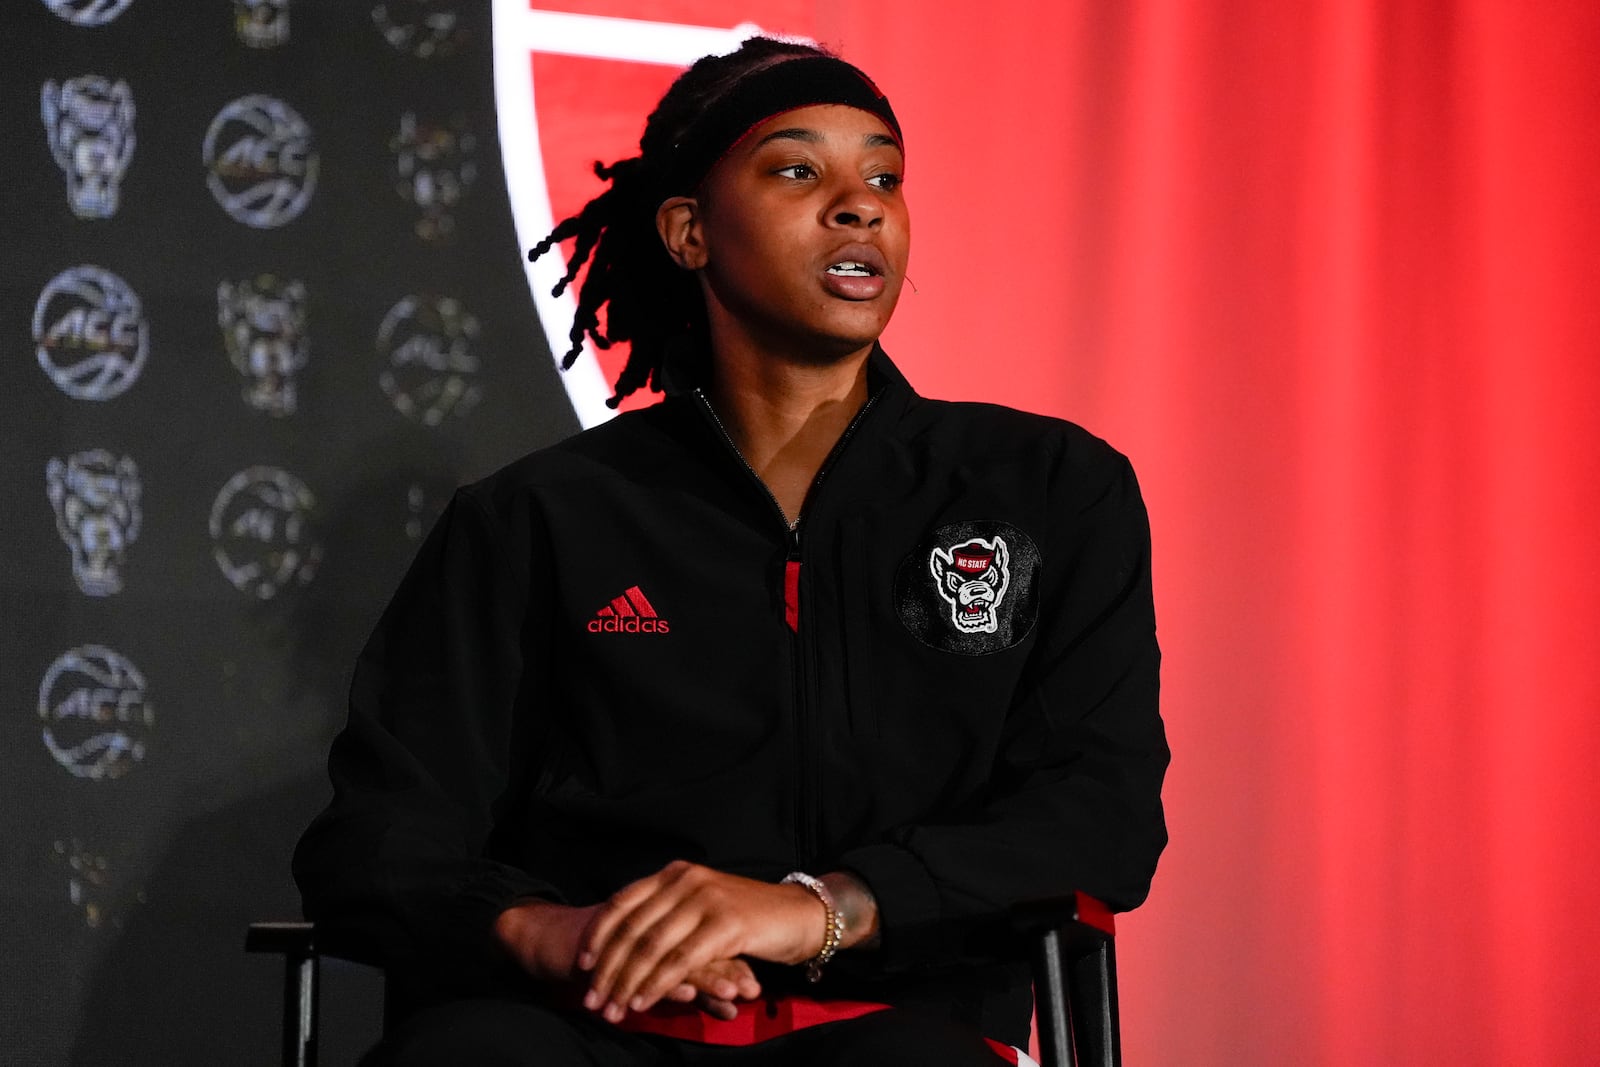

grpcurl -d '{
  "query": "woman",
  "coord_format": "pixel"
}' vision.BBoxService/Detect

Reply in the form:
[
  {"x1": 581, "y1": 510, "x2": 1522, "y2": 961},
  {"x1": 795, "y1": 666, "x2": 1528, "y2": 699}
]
[{"x1": 295, "y1": 37, "x2": 1168, "y2": 1065}]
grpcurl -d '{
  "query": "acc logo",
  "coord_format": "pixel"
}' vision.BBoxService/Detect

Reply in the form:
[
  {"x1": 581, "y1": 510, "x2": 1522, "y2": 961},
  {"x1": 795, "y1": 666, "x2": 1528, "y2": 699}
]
[
  {"x1": 218, "y1": 274, "x2": 308, "y2": 416},
  {"x1": 42, "y1": 75, "x2": 135, "y2": 220},
  {"x1": 392, "y1": 111, "x2": 477, "y2": 241},
  {"x1": 233, "y1": 0, "x2": 291, "y2": 48},
  {"x1": 210, "y1": 466, "x2": 321, "y2": 598},
  {"x1": 377, "y1": 294, "x2": 482, "y2": 425},
  {"x1": 46, "y1": 450, "x2": 141, "y2": 597},
  {"x1": 373, "y1": 1, "x2": 467, "y2": 59},
  {"x1": 42, "y1": 0, "x2": 134, "y2": 26},
  {"x1": 203, "y1": 95, "x2": 318, "y2": 228},
  {"x1": 895, "y1": 521, "x2": 1041, "y2": 655},
  {"x1": 38, "y1": 644, "x2": 153, "y2": 781},
  {"x1": 33, "y1": 265, "x2": 147, "y2": 401}
]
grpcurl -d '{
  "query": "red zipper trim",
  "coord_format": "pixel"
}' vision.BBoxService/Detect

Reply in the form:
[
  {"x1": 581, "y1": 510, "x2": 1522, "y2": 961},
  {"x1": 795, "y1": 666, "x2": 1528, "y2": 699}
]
[{"x1": 784, "y1": 559, "x2": 802, "y2": 632}]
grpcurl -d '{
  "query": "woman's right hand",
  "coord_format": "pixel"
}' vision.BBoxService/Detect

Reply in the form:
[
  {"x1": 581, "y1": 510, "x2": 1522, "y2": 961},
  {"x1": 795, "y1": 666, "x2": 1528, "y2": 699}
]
[
  {"x1": 493, "y1": 900, "x2": 761, "y2": 1019},
  {"x1": 657, "y1": 956, "x2": 762, "y2": 1021}
]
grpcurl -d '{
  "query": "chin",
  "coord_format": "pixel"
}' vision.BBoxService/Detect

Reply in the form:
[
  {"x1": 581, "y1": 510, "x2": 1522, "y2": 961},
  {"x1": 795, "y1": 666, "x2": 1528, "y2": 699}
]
[{"x1": 789, "y1": 322, "x2": 887, "y2": 366}]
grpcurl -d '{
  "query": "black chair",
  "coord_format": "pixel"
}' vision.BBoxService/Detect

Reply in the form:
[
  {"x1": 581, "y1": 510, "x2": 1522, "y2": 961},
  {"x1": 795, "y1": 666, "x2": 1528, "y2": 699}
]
[{"x1": 247, "y1": 890, "x2": 1119, "y2": 1067}]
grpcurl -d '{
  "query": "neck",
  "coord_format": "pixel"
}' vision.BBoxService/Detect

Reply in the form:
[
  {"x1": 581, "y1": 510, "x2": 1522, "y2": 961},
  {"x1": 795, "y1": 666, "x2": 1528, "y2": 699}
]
[{"x1": 704, "y1": 337, "x2": 873, "y2": 527}]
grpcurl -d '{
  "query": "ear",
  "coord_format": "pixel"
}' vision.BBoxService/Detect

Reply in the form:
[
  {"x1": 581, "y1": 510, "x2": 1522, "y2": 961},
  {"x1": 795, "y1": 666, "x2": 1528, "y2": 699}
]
[{"x1": 656, "y1": 195, "x2": 708, "y2": 271}]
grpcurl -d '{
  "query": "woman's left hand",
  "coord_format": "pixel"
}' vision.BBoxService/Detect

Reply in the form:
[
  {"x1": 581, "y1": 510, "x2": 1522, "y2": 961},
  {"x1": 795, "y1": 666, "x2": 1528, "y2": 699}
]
[{"x1": 578, "y1": 860, "x2": 825, "y2": 1021}]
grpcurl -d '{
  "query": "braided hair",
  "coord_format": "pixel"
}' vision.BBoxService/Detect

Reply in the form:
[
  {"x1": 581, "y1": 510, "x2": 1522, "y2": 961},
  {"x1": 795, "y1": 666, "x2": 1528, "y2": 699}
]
[{"x1": 527, "y1": 37, "x2": 828, "y2": 408}]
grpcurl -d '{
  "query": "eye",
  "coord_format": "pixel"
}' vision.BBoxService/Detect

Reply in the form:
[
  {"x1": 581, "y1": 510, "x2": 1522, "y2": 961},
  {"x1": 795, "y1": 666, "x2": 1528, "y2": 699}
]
[
  {"x1": 774, "y1": 163, "x2": 817, "y2": 181},
  {"x1": 867, "y1": 172, "x2": 903, "y2": 192}
]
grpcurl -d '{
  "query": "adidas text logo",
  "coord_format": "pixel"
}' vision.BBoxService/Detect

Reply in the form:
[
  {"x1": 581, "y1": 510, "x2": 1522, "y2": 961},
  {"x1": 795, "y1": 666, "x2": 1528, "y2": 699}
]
[{"x1": 588, "y1": 585, "x2": 670, "y2": 634}]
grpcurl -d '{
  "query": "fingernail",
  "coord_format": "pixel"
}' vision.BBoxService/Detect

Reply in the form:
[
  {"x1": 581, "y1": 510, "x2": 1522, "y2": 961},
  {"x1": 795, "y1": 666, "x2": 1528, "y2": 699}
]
[
  {"x1": 604, "y1": 1002, "x2": 624, "y2": 1023},
  {"x1": 629, "y1": 995, "x2": 645, "y2": 1011},
  {"x1": 578, "y1": 951, "x2": 596, "y2": 970},
  {"x1": 583, "y1": 990, "x2": 600, "y2": 1011}
]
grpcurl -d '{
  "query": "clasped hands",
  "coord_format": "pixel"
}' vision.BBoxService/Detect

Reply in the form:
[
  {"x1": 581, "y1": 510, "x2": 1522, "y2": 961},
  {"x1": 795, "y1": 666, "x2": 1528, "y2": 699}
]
[{"x1": 495, "y1": 860, "x2": 848, "y2": 1024}]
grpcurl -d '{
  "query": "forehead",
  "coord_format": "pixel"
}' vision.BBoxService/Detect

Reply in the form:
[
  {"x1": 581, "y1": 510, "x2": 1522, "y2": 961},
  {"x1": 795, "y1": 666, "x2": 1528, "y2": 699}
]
[{"x1": 736, "y1": 104, "x2": 903, "y2": 156}]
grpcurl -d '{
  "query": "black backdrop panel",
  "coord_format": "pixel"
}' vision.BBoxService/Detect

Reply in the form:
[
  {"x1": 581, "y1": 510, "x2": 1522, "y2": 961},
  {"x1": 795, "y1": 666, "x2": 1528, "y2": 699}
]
[{"x1": 0, "y1": 3, "x2": 580, "y2": 1062}]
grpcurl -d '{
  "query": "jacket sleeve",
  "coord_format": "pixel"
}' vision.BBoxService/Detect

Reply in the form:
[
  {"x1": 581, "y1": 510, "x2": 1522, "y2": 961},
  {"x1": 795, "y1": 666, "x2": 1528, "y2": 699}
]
[
  {"x1": 837, "y1": 450, "x2": 1168, "y2": 972},
  {"x1": 292, "y1": 487, "x2": 557, "y2": 980}
]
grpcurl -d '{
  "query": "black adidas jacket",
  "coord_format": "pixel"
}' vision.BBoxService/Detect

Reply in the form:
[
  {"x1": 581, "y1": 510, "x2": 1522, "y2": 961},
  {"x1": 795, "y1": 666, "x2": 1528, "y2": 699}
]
[{"x1": 293, "y1": 347, "x2": 1168, "y2": 1047}]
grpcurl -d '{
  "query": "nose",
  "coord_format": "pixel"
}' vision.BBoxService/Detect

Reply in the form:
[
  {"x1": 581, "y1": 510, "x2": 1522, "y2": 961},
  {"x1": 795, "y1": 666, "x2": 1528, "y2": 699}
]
[{"x1": 826, "y1": 179, "x2": 883, "y2": 230}]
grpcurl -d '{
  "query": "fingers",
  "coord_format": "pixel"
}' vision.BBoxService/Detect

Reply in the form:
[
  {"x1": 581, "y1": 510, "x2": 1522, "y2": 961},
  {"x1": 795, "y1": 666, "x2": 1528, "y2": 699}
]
[
  {"x1": 586, "y1": 908, "x2": 717, "y2": 1016},
  {"x1": 585, "y1": 862, "x2": 743, "y2": 1018},
  {"x1": 579, "y1": 861, "x2": 691, "y2": 971},
  {"x1": 689, "y1": 959, "x2": 762, "y2": 1022},
  {"x1": 579, "y1": 860, "x2": 785, "y2": 1023},
  {"x1": 696, "y1": 993, "x2": 740, "y2": 1022},
  {"x1": 693, "y1": 957, "x2": 761, "y2": 1003},
  {"x1": 614, "y1": 916, "x2": 741, "y2": 1016}
]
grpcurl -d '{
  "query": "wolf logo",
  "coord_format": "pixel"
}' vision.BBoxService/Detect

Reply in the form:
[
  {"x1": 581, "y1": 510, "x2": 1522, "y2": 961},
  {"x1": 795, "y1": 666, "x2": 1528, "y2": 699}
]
[
  {"x1": 46, "y1": 451, "x2": 142, "y2": 597},
  {"x1": 41, "y1": 75, "x2": 136, "y2": 219},
  {"x1": 234, "y1": 0, "x2": 291, "y2": 48},
  {"x1": 374, "y1": 0, "x2": 467, "y2": 59},
  {"x1": 218, "y1": 274, "x2": 308, "y2": 416},
  {"x1": 930, "y1": 536, "x2": 1011, "y2": 635},
  {"x1": 392, "y1": 111, "x2": 478, "y2": 241}
]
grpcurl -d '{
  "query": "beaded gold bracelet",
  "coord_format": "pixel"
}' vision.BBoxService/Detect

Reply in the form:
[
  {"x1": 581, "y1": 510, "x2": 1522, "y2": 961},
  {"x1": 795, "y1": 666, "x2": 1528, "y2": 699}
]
[{"x1": 781, "y1": 871, "x2": 844, "y2": 982}]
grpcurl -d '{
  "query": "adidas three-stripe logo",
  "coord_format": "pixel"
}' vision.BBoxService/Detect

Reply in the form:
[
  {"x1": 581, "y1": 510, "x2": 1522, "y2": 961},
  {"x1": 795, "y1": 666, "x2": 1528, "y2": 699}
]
[{"x1": 587, "y1": 585, "x2": 671, "y2": 634}]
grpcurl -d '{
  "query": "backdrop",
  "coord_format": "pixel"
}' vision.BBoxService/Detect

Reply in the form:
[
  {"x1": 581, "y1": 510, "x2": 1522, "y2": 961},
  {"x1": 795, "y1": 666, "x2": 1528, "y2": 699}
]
[{"x1": 4, "y1": 2, "x2": 1597, "y2": 1064}]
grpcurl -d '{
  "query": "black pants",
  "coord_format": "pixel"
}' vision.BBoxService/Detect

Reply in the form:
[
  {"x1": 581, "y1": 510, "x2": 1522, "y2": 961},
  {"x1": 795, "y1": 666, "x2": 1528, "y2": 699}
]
[{"x1": 371, "y1": 1000, "x2": 1012, "y2": 1066}]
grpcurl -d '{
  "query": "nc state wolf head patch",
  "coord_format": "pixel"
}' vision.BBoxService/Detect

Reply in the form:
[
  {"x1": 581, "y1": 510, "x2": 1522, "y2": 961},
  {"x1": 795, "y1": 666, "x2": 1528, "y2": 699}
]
[{"x1": 895, "y1": 520, "x2": 1040, "y2": 655}]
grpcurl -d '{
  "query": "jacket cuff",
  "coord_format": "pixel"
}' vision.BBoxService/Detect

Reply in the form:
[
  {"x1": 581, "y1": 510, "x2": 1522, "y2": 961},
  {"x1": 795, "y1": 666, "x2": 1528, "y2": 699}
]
[
  {"x1": 396, "y1": 867, "x2": 564, "y2": 979},
  {"x1": 837, "y1": 840, "x2": 946, "y2": 970}
]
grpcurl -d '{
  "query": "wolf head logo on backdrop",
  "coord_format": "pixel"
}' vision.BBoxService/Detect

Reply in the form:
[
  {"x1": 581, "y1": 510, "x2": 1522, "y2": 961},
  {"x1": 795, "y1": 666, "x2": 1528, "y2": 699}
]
[
  {"x1": 46, "y1": 450, "x2": 142, "y2": 597},
  {"x1": 218, "y1": 274, "x2": 309, "y2": 416},
  {"x1": 233, "y1": 0, "x2": 291, "y2": 48},
  {"x1": 930, "y1": 536, "x2": 1012, "y2": 635},
  {"x1": 392, "y1": 111, "x2": 478, "y2": 241},
  {"x1": 41, "y1": 75, "x2": 136, "y2": 220}
]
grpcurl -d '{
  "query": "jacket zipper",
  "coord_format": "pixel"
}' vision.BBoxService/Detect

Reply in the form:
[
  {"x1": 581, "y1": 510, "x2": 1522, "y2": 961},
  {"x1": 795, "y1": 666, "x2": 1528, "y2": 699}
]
[{"x1": 692, "y1": 388, "x2": 880, "y2": 866}]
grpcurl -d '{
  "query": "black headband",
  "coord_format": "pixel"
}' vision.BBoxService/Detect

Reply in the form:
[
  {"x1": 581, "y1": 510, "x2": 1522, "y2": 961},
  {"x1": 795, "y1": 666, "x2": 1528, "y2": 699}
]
[{"x1": 664, "y1": 54, "x2": 903, "y2": 193}]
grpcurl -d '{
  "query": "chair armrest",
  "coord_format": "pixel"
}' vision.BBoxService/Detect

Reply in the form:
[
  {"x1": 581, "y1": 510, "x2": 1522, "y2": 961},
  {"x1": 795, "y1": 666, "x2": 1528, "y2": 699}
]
[
  {"x1": 245, "y1": 919, "x2": 402, "y2": 1067},
  {"x1": 246, "y1": 922, "x2": 325, "y2": 1067},
  {"x1": 1011, "y1": 893, "x2": 1121, "y2": 1067},
  {"x1": 246, "y1": 921, "x2": 317, "y2": 957},
  {"x1": 246, "y1": 919, "x2": 392, "y2": 968}
]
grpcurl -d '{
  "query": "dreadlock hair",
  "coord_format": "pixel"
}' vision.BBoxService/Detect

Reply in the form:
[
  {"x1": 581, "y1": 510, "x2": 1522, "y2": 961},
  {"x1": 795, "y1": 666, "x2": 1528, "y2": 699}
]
[{"x1": 527, "y1": 36, "x2": 830, "y2": 408}]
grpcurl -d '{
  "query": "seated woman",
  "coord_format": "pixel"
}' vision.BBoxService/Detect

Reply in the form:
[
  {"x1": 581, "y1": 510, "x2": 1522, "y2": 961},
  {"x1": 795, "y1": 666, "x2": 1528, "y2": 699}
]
[{"x1": 294, "y1": 36, "x2": 1168, "y2": 1066}]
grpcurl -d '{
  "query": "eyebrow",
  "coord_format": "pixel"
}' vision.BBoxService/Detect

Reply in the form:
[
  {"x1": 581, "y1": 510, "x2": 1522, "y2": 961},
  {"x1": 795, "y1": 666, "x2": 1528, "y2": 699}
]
[{"x1": 753, "y1": 127, "x2": 903, "y2": 152}]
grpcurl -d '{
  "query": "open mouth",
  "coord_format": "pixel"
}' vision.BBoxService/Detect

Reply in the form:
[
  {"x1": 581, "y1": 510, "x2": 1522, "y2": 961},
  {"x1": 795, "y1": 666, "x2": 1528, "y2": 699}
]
[{"x1": 826, "y1": 261, "x2": 880, "y2": 278}]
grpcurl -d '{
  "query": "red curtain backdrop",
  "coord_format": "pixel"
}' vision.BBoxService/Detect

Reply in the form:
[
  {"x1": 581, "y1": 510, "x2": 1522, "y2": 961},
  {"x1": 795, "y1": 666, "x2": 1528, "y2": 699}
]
[
  {"x1": 529, "y1": 2, "x2": 1600, "y2": 1061},
  {"x1": 817, "y1": 2, "x2": 1600, "y2": 1063}
]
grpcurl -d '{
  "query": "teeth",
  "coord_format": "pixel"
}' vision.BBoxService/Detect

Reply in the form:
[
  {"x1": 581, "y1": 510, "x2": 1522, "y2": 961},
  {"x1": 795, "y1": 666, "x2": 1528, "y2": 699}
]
[{"x1": 827, "y1": 262, "x2": 873, "y2": 276}]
